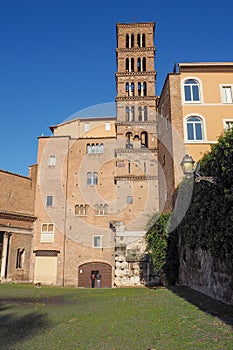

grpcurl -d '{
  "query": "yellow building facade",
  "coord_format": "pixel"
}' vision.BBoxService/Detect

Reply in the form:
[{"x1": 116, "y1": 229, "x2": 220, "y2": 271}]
[{"x1": 157, "y1": 62, "x2": 233, "y2": 211}]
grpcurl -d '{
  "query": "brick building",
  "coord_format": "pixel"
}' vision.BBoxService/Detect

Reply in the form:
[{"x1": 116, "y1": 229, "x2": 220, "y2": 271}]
[
  {"x1": 30, "y1": 22, "x2": 159, "y2": 287},
  {"x1": 0, "y1": 166, "x2": 37, "y2": 282},
  {"x1": 1, "y1": 22, "x2": 233, "y2": 288}
]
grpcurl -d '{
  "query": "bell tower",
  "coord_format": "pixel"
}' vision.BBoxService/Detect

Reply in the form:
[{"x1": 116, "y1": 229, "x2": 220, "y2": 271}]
[{"x1": 115, "y1": 22, "x2": 157, "y2": 149}]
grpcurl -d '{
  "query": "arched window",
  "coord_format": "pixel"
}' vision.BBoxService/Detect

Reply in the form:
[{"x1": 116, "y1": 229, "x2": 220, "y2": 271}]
[
  {"x1": 75, "y1": 204, "x2": 88, "y2": 216},
  {"x1": 186, "y1": 116, "x2": 203, "y2": 141},
  {"x1": 16, "y1": 248, "x2": 25, "y2": 269},
  {"x1": 131, "y1": 83, "x2": 134, "y2": 96},
  {"x1": 126, "y1": 58, "x2": 129, "y2": 71},
  {"x1": 137, "y1": 33, "x2": 146, "y2": 47},
  {"x1": 138, "y1": 82, "x2": 141, "y2": 96},
  {"x1": 87, "y1": 172, "x2": 98, "y2": 186},
  {"x1": 99, "y1": 143, "x2": 104, "y2": 153},
  {"x1": 144, "y1": 106, "x2": 148, "y2": 121},
  {"x1": 141, "y1": 131, "x2": 148, "y2": 148},
  {"x1": 130, "y1": 58, "x2": 134, "y2": 72},
  {"x1": 143, "y1": 82, "x2": 147, "y2": 96},
  {"x1": 142, "y1": 34, "x2": 145, "y2": 47},
  {"x1": 93, "y1": 172, "x2": 98, "y2": 185},
  {"x1": 87, "y1": 172, "x2": 92, "y2": 186},
  {"x1": 131, "y1": 34, "x2": 134, "y2": 47},
  {"x1": 126, "y1": 34, "x2": 134, "y2": 48},
  {"x1": 126, "y1": 82, "x2": 129, "y2": 94},
  {"x1": 126, "y1": 106, "x2": 130, "y2": 121},
  {"x1": 126, "y1": 132, "x2": 133, "y2": 145},
  {"x1": 131, "y1": 106, "x2": 135, "y2": 121},
  {"x1": 138, "y1": 106, "x2": 142, "y2": 121},
  {"x1": 142, "y1": 57, "x2": 146, "y2": 71},
  {"x1": 184, "y1": 79, "x2": 200, "y2": 102},
  {"x1": 126, "y1": 34, "x2": 129, "y2": 48},
  {"x1": 91, "y1": 144, "x2": 95, "y2": 153},
  {"x1": 86, "y1": 144, "x2": 91, "y2": 153},
  {"x1": 95, "y1": 204, "x2": 108, "y2": 216}
]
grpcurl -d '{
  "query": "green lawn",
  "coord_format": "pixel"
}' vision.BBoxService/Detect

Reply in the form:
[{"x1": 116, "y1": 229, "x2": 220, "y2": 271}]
[{"x1": 0, "y1": 284, "x2": 232, "y2": 350}]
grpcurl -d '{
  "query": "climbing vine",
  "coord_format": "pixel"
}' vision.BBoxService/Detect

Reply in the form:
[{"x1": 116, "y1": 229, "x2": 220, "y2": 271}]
[
  {"x1": 177, "y1": 128, "x2": 233, "y2": 266},
  {"x1": 145, "y1": 212, "x2": 171, "y2": 272}
]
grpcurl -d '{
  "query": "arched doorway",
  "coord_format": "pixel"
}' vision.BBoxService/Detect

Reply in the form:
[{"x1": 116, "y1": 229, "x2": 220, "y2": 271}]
[{"x1": 78, "y1": 262, "x2": 112, "y2": 288}]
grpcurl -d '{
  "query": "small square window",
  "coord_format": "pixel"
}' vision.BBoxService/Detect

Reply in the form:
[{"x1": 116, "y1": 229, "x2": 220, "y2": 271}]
[
  {"x1": 48, "y1": 155, "x2": 56, "y2": 166},
  {"x1": 46, "y1": 196, "x2": 53, "y2": 207},
  {"x1": 127, "y1": 196, "x2": 133, "y2": 204},
  {"x1": 105, "y1": 122, "x2": 111, "y2": 131},
  {"x1": 93, "y1": 235, "x2": 102, "y2": 248}
]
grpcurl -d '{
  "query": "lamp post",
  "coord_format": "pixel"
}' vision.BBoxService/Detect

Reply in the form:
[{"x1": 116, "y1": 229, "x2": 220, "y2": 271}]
[
  {"x1": 181, "y1": 154, "x2": 216, "y2": 184},
  {"x1": 180, "y1": 154, "x2": 195, "y2": 179}
]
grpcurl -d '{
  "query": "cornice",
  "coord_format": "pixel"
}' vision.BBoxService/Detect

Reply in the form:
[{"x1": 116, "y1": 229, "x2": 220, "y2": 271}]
[
  {"x1": 116, "y1": 22, "x2": 155, "y2": 28},
  {"x1": 0, "y1": 210, "x2": 36, "y2": 222},
  {"x1": 116, "y1": 47, "x2": 155, "y2": 53},
  {"x1": 115, "y1": 71, "x2": 156, "y2": 77},
  {"x1": 116, "y1": 96, "x2": 157, "y2": 102},
  {"x1": 114, "y1": 175, "x2": 158, "y2": 181},
  {"x1": 114, "y1": 148, "x2": 157, "y2": 154},
  {"x1": 115, "y1": 120, "x2": 156, "y2": 126}
]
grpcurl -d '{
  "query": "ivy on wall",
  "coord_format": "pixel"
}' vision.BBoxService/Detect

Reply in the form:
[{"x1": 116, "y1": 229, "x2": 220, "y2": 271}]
[
  {"x1": 177, "y1": 128, "x2": 233, "y2": 266},
  {"x1": 146, "y1": 128, "x2": 233, "y2": 285},
  {"x1": 145, "y1": 213, "x2": 171, "y2": 272}
]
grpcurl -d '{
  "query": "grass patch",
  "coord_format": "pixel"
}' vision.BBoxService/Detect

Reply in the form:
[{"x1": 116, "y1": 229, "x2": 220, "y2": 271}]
[{"x1": 0, "y1": 284, "x2": 232, "y2": 349}]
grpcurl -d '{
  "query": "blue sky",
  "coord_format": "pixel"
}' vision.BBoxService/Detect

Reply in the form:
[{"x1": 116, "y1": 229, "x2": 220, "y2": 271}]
[{"x1": 0, "y1": 0, "x2": 233, "y2": 175}]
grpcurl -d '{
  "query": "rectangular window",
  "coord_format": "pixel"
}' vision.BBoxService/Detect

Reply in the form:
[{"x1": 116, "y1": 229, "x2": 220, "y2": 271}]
[
  {"x1": 127, "y1": 196, "x2": 133, "y2": 204},
  {"x1": 41, "y1": 223, "x2": 54, "y2": 243},
  {"x1": 195, "y1": 124, "x2": 202, "y2": 140},
  {"x1": 46, "y1": 195, "x2": 53, "y2": 207},
  {"x1": 223, "y1": 120, "x2": 233, "y2": 130},
  {"x1": 184, "y1": 85, "x2": 192, "y2": 101},
  {"x1": 105, "y1": 122, "x2": 111, "y2": 131},
  {"x1": 93, "y1": 235, "x2": 102, "y2": 248},
  {"x1": 48, "y1": 155, "x2": 56, "y2": 166},
  {"x1": 84, "y1": 123, "x2": 90, "y2": 132},
  {"x1": 221, "y1": 86, "x2": 233, "y2": 103}
]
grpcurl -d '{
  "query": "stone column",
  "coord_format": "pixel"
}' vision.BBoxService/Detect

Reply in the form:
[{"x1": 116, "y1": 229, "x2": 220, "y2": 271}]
[{"x1": 0, "y1": 232, "x2": 11, "y2": 279}]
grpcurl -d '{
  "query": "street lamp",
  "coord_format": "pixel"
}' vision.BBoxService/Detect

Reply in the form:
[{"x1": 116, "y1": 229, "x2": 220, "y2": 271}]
[
  {"x1": 180, "y1": 154, "x2": 195, "y2": 178},
  {"x1": 181, "y1": 154, "x2": 216, "y2": 184}
]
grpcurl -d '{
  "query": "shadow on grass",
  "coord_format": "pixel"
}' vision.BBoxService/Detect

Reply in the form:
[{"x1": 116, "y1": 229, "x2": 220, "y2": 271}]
[
  {"x1": 0, "y1": 303, "x2": 50, "y2": 348},
  {"x1": 168, "y1": 285, "x2": 233, "y2": 328}
]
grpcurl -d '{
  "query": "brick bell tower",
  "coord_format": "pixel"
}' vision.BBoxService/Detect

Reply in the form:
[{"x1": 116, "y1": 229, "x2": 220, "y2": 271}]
[
  {"x1": 115, "y1": 22, "x2": 157, "y2": 149},
  {"x1": 113, "y1": 22, "x2": 159, "y2": 286}
]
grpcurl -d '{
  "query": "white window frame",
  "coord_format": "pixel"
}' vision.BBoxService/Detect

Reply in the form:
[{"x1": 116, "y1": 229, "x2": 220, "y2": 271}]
[
  {"x1": 105, "y1": 122, "x2": 111, "y2": 131},
  {"x1": 48, "y1": 155, "x2": 56, "y2": 166},
  {"x1": 220, "y1": 85, "x2": 233, "y2": 104},
  {"x1": 95, "y1": 204, "x2": 108, "y2": 216},
  {"x1": 181, "y1": 77, "x2": 203, "y2": 104},
  {"x1": 84, "y1": 123, "x2": 90, "y2": 132},
  {"x1": 223, "y1": 119, "x2": 233, "y2": 130},
  {"x1": 183, "y1": 114, "x2": 207, "y2": 143},
  {"x1": 92, "y1": 235, "x2": 103, "y2": 248},
  {"x1": 40, "y1": 223, "x2": 54, "y2": 243}
]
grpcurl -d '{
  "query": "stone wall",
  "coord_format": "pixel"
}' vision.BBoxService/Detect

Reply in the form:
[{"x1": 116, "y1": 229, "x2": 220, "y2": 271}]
[{"x1": 179, "y1": 244, "x2": 233, "y2": 305}]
